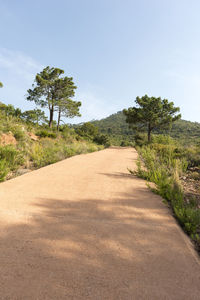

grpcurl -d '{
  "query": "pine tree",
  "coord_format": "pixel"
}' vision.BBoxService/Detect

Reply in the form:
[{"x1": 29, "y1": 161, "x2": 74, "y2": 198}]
[{"x1": 123, "y1": 95, "x2": 181, "y2": 142}]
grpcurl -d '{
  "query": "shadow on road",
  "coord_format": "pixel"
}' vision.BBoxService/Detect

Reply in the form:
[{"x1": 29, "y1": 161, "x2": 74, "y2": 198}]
[{"x1": 0, "y1": 180, "x2": 199, "y2": 299}]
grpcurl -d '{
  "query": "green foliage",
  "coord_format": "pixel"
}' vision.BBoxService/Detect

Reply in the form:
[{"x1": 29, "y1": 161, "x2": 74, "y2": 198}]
[
  {"x1": 30, "y1": 139, "x2": 103, "y2": 168},
  {"x1": 168, "y1": 119, "x2": 200, "y2": 144},
  {"x1": 120, "y1": 140, "x2": 135, "y2": 147},
  {"x1": 60, "y1": 125, "x2": 76, "y2": 142},
  {"x1": 123, "y1": 95, "x2": 181, "y2": 142},
  {"x1": 151, "y1": 134, "x2": 176, "y2": 145},
  {"x1": 0, "y1": 159, "x2": 9, "y2": 182},
  {"x1": 75, "y1": 122, "x2": 99, "y2": 139},
  {"x1": 13, "y1": 127, "x2": 26, "y2": 141},
  {"x1": 0, "y1": 100, "x2": 104, "y2": 182},
  {"x1": 35, "y1": 129, "x2": 57, "y2": 139},
  {"x1": 174, "y1": 206, "x2": 200, "y2": 235},
  {"x1": 0, "y1": 103, "x2": 15, "y2": 117},
  {"x1": 27, "y1": 66, "x2": 81, "y2": 128},
  {"x1": 0, "y1": 103, "x2": 22, "y2": 118},
  {"x1": 14, "y1": 108, "x2": 22, "y2": 118},
  {"x1": 93, "y1": 134, "x2": 111, "y2": 147},
  {"x1": 27, "y1": 66, "x2": 64, "y2": 127},
  {"x1": 91, "y1": 111, "x2": 134, "y2": 145},
  {"x1": 190, "y1": 172, "x2": 200, "y2": 180},
  {"x1": 92, "y1": 111, "x2": 200, "y2": 146},
  {"x1": 30, "y1": 143, "x2": 60, "y2": 167},
  {"x1": 0, "y1": 145, "x2": 24, "y2": 181},
  {"x1": 54, "y1": 77, "x2": 81, "y2": 130},
  {"x1": 22, "y1": 109, "x2": 47, "y2": 125},
  {"x1": 134, "y1": 133, "x2": 147, "y2": 146},
  {"x1": 0, "y1": 82, "x2": 3, "y2": 88},
  {"x1": 134, "y1": 139, "x2": 200, "y2": 248},
  {"x1": 0, "y1": 100, "x2": 104, "y2": 180},
  {"x1": 75, "y1": 122, "x2": 111, "y2": 146},
  {"x1": 0, "y1": 145, "x2": 24, "y2": 170},
  {"x1": 184, "y1": 147, "x2": 200, "y2": 168}
]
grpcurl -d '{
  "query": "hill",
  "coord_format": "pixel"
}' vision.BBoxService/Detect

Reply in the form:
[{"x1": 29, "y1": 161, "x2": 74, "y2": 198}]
[{"x1": 92, "y1": 111, "x2": 200, "y2": 145}]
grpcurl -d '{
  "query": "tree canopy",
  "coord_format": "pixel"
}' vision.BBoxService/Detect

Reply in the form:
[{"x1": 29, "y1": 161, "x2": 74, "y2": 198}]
[
  {"x1": 53, "y1": 77, "x2": 81, "y2": 130},
  {"x1": 75, "y1": 122, "x2": 99, "y2": 139},
  {"x1": 123, "y1": 95, "x2": 181, "y2": 142},
  {"x1": 0, "y1": 82, "x2": 3, "y2": 88},
  {"x1": 22, "y1": 109, "x2": 47, "y2": 125},
  {"x1": 0, "y1": 103, "x2": 19, "y2": 117},
  {"x1": 91, "y1": 111, "x2": 200, "y2": 145},
  {"x1": 27, "y1": 66, "x2": 81, "y2": 128}
]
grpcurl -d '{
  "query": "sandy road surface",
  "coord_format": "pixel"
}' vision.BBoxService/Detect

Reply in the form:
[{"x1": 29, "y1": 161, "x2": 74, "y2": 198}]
[{"x1": 0, "y1": 147, "x2": 199, "y2": 299}]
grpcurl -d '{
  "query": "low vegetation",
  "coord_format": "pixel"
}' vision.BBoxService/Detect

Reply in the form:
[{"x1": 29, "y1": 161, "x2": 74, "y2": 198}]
[
  {"x1": 0, "y1": 106, "x2": 104, "y2": 182},
  {"x1": 92, "y1": 111, "x2": 200, "y2": 146},
  {"x1": 30, "y1": 139, "x2": 103, "y2": 168},
  {"x1": 0, "y1": 67, "x2": 110, "y2": 182},
  {"x1": 73, "y1": 122, "x2": 111, "y2": 147},
  {"x1": 133, "y1": 135, "x2": 200, "y2": 252}
]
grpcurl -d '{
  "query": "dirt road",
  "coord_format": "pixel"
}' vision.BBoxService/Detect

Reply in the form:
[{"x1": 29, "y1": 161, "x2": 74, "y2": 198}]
[{"x1": 0, "y1": 147, "x2": 199, "y2": 299}]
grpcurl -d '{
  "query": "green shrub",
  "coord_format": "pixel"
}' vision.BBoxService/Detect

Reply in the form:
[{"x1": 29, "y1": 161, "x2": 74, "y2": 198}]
[
  {"x1": 30, "y1": 140, "x2": 104, "y2": 168},
  {"x1": 13, "y1": 127, "x2": 26, "y2": 141},
  {"x1": 0, "y1": 145, "x2": 24, "y2": 170},
  {"x1": 61, "y1": 126, "x2": 76, "y2": 142},
  {"x1": 93, "y1": 134, "x2": 111, "y2": 147},
  {"x1": 36, "y1": 129, "x2": 57, "y2": 139},
  {"x1": 134, "y1": 133, "x2": 147, "y2": 146},
  {"x1": 120, "y1": 140, "x2": 135, "y2": 147},
  {"x1": 134, "y1": 141, "x2": 200, "y2": 245},
  {"x1": 185, "y1": 147, "x2": 200, "y2": 168},
  {"x1": 30, "y1": 143, "x2": 61, "y2": 167},
  {"x1": 0, "y1": 159, "x2": 9, "y2": 182},
  {"x1": 63, "y1": 146, "x2": 76, "y2": 157},
  {"x1": 75, "y1": 122, "x2": 99, "y2": 140},
  {"x1": 190, "y1": 172, "x2": 200, "y2": 180},
  {"x1": 0, "y1": 145, "x2": 24, "y2": 181},
  {"x1": 152, "y1": 134, "x2": 176, "y2": 145}
]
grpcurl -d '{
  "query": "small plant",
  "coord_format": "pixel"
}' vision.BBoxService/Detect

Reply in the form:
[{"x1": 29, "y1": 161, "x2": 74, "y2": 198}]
[
  {"x1": 13, "y1": 127, "x2": 26, "y2": 141},
  {"x1": 0, "y1": 145, "x2": 24, "y2": 181},
  {"x1": 0, "y1": 145, "x2": 24, "y2": 170},
  {"x1": 134, "y1": 138, "x2": 200, "y2": 248},
  {"x1": 36, "y1": 129, "x2": 57, "y2": 139},
  {"x1": 30, "y1": 139, "x2": 103, "y2": 168},
  {"x1": 93, "y1": 134, "x2": 111, "y2": 147},
  {"x1": 190, "y1": 171, "x2": 200, "y2": 181},
  {"x1": 0, "y1": 159, "x2": 9, "y2": 182},
  {"x1": 30, "y1": 143, "x2": 60, "y2": 167}
]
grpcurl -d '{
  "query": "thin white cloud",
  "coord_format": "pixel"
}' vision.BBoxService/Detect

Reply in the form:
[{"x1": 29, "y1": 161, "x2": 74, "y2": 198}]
[
  {"x1": 0, "y1": 48, "x2": 43, "y2": 82},
  {"x1": 0, "y1": 48, "x2": 112, "y2": 123},
  {"x1": 0, "y1": 48, "x2": 113, "y2": 122},
  {"x1": 0, "y1": 48, "x2": 43, "y2": 110}
]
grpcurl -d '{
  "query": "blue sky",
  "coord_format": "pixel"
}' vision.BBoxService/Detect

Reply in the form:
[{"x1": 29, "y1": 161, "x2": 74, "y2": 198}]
[{"x1": 0, "y1": 0, "x2": 200, "y2": 123}]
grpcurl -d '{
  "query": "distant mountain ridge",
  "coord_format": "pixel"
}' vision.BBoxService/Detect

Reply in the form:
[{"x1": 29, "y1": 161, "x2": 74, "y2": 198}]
[{"x1": 92, "y1": 111, "x2": 200, "y2": 143}]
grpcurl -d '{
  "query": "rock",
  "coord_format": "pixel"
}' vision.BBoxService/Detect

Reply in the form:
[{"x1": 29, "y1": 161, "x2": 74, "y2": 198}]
[
  {"x1": 16, "y1": 169, "x2": 32, "y2": 176},
  {"x1": 0, "y1": 133, "x2": 17, "y2": 146},
  {"x1": 28, "y1": 132, "x2": 39, "y2": 141}
]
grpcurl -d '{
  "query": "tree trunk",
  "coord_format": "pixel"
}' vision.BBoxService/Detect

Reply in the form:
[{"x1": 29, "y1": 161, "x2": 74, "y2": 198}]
[
  {"x1": 148, "y1": 123, "x2": 151, "y2": 143},
  {"x1": 57, "y1": 110, "x2": 61, "y2": 131},
  {"x1": 49, "y1": 108, "x2": 54, "y2": 128}
]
